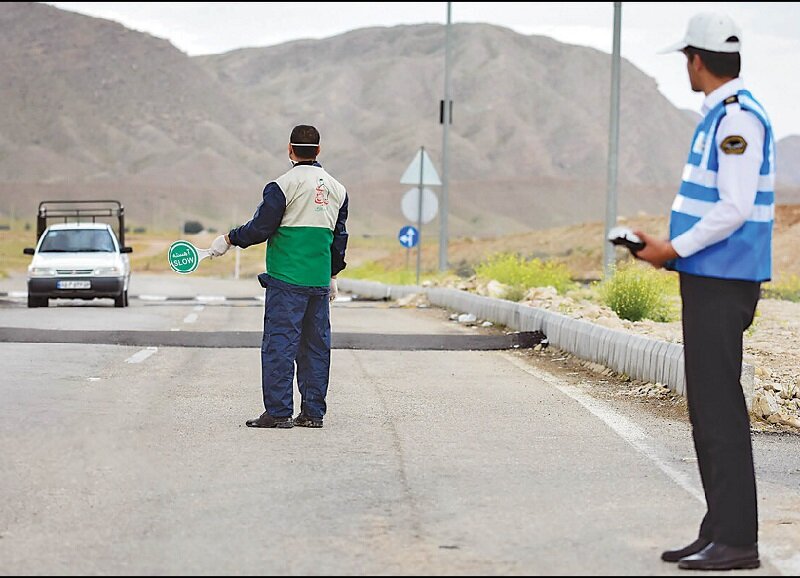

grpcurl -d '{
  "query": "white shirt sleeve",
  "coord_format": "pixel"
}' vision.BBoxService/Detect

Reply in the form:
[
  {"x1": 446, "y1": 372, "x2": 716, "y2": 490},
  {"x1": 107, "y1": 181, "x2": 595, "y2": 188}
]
[{"x1": 671, "y1": 109, "x2": 765, "y2": 258}]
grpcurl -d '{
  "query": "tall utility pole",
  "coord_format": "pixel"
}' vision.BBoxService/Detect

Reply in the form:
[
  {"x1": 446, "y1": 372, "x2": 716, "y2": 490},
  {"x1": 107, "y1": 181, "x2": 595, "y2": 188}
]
[
  {"x1": 603, "y1": 2, "x2": 622, "y2": 278},
  {"x1": 416, "y1": 146, "x2": 425, "y2": 285},
  {"x1": 439, "y1": 1, "x2": 453, "y2": 272}
]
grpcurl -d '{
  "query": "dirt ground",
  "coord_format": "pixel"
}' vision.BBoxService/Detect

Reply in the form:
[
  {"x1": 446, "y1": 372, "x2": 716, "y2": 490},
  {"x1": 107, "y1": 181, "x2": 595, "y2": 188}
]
[{"x1": 369, "y1": 205, "x2": 800, "y2": 283}]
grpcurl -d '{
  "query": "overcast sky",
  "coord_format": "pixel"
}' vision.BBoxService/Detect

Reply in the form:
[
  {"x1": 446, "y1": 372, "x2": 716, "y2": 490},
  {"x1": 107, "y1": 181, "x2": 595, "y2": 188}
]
[{"x1": 48, "y1": 2, "x2": 800, "y2": 139}]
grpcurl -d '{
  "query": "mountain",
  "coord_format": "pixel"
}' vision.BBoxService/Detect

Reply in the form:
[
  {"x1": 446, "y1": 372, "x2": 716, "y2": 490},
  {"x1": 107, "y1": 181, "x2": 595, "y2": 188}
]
[
  {"x1": 0, "y1": 1, "x2": 271, "y2": 228},
  {"x1": 777, "y1": 136, "x2": 800, "y2": 188},
  {"x1": 2, "y1": 3, "x2": 795, "y2": 236},
  {"x1": 197, "y1": 23, "x2": 699, "y2": 232}
]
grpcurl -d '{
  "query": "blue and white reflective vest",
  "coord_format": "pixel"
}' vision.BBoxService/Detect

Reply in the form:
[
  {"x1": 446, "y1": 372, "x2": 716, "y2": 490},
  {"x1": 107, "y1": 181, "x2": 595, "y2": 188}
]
[{"x1": 669, "y1": 90, "x2": 775, "y2": 282}]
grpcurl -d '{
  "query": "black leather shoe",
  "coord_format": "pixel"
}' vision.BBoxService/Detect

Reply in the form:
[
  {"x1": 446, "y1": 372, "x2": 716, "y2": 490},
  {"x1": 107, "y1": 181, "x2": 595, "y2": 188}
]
[
  {"x1": 661, "y1": 537, "x2": 711, "y2": 562},
  {"x1": 246, "y1": 411, "x2": 293, "y2": 429},
  {"x1": 678, "y1": 542, "x2": 760, "y2": 571},
  {"x1": 293, "y1": 412, "x2": 323, "y2": 428}
]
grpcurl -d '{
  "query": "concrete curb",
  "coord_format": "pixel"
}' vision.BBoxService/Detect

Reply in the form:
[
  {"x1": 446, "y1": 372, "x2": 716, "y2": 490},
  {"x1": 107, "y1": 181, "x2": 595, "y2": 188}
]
[{"x1": 339, "y1": 278, "x2": 755, "y2": 406}]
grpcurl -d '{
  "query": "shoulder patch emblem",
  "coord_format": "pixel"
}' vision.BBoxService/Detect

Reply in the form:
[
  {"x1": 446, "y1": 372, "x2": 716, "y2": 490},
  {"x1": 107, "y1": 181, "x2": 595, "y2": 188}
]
[{"x1": 720, "y1": 135, "x2": 747, "y2": 155}]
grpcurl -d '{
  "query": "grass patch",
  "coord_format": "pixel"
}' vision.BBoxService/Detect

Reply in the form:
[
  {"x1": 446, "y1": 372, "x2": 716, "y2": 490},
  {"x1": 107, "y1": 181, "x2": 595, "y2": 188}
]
[
  {"x1": 474, "y1": 253, "x2": 575, "y2": 297},
  {"x1": 343, "y1": 261, "x2": 450, "y2": 286},
  {"x1": 763, "y1": 275, "x2": 800, "y2": 302},
  {"x1": 0, "y1": 226, "x2": 35, "y2": 277},
  {"x1": 599, "y1": 261, "x2": 678, "y2": 322}
]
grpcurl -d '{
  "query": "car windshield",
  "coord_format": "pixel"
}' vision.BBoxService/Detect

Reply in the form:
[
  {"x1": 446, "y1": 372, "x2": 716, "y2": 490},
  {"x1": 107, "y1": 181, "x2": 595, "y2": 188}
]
[{"x1": 39, "y1": 229, "x2": 116, "y2": 253}]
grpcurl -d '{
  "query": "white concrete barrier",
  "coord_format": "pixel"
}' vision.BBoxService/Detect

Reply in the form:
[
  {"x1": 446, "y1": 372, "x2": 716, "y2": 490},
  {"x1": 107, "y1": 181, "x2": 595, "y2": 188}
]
[{"x1": 339, "y1": 278, "x2": 753, "y2": 405}]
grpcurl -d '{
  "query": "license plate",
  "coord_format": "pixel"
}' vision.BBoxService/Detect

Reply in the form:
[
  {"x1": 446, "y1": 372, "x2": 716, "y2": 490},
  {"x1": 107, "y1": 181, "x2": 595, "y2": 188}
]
[{"x1": 57, "y1": 280, "x2": 91, "y2": 290}]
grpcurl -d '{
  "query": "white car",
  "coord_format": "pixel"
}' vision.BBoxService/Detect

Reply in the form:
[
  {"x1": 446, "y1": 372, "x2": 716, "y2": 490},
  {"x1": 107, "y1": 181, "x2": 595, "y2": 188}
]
[{"x1": 25, "y1": 223, "x2": 132, "y2": 308}]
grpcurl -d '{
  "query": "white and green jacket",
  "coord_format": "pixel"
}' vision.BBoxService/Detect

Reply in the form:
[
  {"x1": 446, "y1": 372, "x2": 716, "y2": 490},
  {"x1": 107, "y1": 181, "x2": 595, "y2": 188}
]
[{"x1": 229, "y1": 161, "x2": 349, "y2": 287}]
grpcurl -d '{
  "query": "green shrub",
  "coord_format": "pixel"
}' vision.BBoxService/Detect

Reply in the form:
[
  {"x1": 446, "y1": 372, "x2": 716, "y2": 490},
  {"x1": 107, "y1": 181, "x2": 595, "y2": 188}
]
[
  {"x1": 475, "y1": 253, "x2": 574, "y2": 296},
  {"x1": 183, "y1": 220, "x2": 204, "y2": 234},
  {"x1": 763, "y1": 275, "x2": 800, "y2": 302},
  {"x1": 600, "y1": 262, "x2": 677, "y2": 322}
]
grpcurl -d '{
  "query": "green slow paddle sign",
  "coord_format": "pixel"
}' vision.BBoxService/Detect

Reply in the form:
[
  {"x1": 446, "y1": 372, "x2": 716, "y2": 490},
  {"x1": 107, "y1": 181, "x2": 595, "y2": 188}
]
[{"x1": 168, "y1": 240, "x2": 210, "y2": 274}]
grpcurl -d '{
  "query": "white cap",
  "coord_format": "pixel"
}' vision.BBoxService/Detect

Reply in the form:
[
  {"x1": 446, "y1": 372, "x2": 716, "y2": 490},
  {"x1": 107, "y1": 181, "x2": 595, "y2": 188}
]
[{"x1": 660, "y1": 12, "x2": 742, "y2": 54}]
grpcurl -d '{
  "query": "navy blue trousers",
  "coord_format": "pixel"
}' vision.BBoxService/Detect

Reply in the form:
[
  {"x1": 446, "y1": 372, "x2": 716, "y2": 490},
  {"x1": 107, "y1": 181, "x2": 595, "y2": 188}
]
[{"x1": 259, "y1": 274, "x2": 331, "y2": 419}]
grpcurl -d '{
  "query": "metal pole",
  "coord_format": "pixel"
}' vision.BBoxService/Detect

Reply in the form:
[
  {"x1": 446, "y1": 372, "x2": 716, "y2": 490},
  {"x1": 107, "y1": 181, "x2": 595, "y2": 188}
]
[
  {"x1": 439, "y1": 1, "x2": 452, "y2": 272},
  {"x1": 232, "y1": 203, "x2": 240, "y2": 279},
  {"x1": 603, "y1": 2, "x2": 622, "y2": 278},
  {"x1": 416, "y1": 146, "x2": 425, "y2": 285}
]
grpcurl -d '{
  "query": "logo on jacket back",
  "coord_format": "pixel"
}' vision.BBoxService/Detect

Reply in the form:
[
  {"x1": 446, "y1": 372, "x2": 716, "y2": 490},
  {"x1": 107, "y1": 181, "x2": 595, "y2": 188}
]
[{"x1": 314, "y1": 179, "x2": 330, "y2": 209}]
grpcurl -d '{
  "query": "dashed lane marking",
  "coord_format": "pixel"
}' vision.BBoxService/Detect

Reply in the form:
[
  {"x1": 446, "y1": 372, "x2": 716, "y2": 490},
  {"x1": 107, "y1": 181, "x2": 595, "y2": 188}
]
[{"x1": 124, "y1": 347, "x2": 158, "y2": 364}]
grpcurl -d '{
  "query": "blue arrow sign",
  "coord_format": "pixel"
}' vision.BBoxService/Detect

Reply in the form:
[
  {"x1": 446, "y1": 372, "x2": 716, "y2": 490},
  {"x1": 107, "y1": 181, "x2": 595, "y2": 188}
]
[{"x1": 398, "y1": 225, "x2": 419, "y2": 249}]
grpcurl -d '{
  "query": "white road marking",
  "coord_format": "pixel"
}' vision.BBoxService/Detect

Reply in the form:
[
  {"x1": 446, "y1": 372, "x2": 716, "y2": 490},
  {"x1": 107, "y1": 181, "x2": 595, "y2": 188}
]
[
  {"x1": 87, "y1": 377, "x2": 101, "y2": 382},
  {"x1": 197, "y1": 295, "x2": 225, "y2": 303},
  {"x1": 193, "y1": 305, "x2": 205, "y2": 312},
  {"x1": 10, "y1": 291, "x2": 27, "y2": 298},
  {"x1": 501, "y1": 352, "x2": 798, "y2": 575},
  {"x1": 138, "y1": 295, "x2": 167, "y2": 301},
  {"x1": 183, "y1": 313, "x2": 198, "y2": 324},
  {"x1": 125, "y1": 347, "x2": 158, "y2": 364}
]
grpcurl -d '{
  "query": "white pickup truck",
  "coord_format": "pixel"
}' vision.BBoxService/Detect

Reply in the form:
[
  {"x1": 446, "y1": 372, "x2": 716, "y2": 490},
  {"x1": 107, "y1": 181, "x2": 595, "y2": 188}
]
[{"x1": 23, "y1": 201, "x2": 133, "y2": 308}]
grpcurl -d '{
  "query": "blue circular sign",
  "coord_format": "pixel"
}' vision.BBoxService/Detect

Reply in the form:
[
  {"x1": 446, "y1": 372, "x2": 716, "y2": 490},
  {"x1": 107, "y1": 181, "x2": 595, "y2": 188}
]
[{"x1": 398, "y1": 225, "x2": 419, "y2": 248}]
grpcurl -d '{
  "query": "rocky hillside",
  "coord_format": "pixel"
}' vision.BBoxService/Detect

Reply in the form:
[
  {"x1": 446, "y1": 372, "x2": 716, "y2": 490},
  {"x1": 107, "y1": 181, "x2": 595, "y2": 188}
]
[{"x1": 1, "y1": 2, "x2": 797, "y2": 235}]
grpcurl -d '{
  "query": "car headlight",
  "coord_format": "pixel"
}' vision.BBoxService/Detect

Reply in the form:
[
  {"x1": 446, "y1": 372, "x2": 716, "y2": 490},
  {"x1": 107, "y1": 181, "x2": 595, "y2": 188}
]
[
  {"x1": 28, "y1": 267, "x2": 57, "y2": 277},
  {"x1": 93, "y1": 266, "x2": 123, "y2": 276}
]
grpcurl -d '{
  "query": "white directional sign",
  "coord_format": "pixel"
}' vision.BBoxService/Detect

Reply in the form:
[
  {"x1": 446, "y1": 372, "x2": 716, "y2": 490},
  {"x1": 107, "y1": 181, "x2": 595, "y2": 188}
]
[
  {"x1": 400, "y1": 149, "x2": 442, "y2": 186},
  {"x1": 401, "y1": 187, "x2": 439, "y2": 224}
]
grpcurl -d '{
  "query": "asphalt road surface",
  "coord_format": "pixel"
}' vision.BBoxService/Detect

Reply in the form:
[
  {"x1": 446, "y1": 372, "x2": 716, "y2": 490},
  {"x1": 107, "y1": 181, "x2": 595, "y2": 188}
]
[{"x1": 0, "y1": 274, "x2": 797, "y2": 575}]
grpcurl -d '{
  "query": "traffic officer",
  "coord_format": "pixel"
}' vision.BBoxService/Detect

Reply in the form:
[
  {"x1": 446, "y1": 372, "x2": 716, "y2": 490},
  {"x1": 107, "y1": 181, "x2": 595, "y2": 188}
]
[
  {"x1": 635, "y1": 13, "x2": 774, "y2": 571},
  {"x1": 208, "y1": 125, "x2": 349, "y2": 429}
]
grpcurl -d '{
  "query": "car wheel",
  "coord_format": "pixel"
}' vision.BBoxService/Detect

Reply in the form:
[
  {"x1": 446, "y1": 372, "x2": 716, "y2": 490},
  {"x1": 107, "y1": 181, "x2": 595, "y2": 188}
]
[
  {"x1": 114, "y1": 291, "x2": 125, "y2": 308},
  {"x1": 27, "y1": 295, "x2": 47, "y2": 308},
  {"x1": 123, "y1": 290, "x2": 129, "y2": 307}
]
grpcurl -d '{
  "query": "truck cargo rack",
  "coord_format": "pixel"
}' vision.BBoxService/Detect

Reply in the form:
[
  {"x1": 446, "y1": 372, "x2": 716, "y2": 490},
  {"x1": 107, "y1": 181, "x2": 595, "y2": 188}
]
[{"x1": 36, "y1": 200, "x2": 127, "y2": 247}]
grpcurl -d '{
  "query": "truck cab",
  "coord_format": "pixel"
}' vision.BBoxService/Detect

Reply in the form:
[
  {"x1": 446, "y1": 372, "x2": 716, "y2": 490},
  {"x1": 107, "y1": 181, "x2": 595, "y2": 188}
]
[{"x1": 23, "y1": 200, "x2": 133, "y2": 308}]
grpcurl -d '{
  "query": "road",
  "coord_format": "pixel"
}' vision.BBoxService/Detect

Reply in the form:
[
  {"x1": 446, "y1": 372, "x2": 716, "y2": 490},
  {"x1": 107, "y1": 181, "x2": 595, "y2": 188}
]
[{"x1": 0, "y1": 274, "x2": 797, "y2": 575}]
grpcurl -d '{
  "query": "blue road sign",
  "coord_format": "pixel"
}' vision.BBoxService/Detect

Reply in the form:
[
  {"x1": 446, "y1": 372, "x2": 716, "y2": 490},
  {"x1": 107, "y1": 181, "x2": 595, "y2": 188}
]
[{"x1": 398, "y1": 225, "x2": 419, "y2": 249}]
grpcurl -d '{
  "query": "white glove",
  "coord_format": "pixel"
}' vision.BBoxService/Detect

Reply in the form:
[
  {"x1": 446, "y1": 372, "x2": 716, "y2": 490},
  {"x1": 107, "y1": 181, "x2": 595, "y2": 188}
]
[
  {"x1": 208, "y1": 234, "x2": 231, "y2": 258},
  {"x1": 329, "y1": 278, "x2": 338, "y2": 303}
]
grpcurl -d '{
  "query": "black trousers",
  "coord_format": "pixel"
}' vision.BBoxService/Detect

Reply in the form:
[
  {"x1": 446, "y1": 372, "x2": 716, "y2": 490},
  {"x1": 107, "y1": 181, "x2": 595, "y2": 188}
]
[{"x1": 680, "y1": 272, "x2": 761, "y2": 546}]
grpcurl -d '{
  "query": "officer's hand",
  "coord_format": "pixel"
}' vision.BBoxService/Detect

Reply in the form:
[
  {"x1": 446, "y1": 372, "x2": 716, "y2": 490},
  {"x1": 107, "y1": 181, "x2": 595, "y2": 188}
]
[
  {"x1": 634, "y1": 231, "x2": 678, "y2": 269},
  {"x1": 208, "y1": 234, "x2": 231, "y2": 258},
  {"x1": 329, "y1": 277, "x2": 338, "y2": 303}
]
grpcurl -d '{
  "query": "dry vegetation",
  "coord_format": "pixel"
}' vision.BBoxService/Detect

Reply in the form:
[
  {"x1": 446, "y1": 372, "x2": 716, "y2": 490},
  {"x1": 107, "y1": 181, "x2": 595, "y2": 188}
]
[
  {"x1": 3, "y1": 205, "x2": 799, "y2": 284},
  {"x1": 351, "y1": 205, "x2": 800, "y2": 284}
]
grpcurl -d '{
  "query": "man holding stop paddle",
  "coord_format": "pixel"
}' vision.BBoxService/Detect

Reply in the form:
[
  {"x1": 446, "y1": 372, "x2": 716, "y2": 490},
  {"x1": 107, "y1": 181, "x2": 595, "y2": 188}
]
[{"x1": 207, "y1": 124, "x2": 349, "y2": 430}]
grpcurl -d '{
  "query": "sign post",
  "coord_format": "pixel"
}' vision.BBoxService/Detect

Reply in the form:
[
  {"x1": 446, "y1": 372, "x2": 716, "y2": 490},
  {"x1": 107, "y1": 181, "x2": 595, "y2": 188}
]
[
  {"x1": 400, "y1": 148, "x2": 441, "y2": 285},
  {"x1": 416, "y1": 147, "x2": 424, "y2": 285}
]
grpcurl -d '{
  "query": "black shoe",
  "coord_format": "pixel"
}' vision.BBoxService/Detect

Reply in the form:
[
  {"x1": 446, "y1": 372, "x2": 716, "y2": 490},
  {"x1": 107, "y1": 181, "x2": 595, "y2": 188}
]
[
  {"x1": 661, "y1": 537, "x2": 711, "y2": 562},
  {"x1": 678, "y1": 542, "x2": 760, "y2": 571},
  {"x1": 293, "y1": 412, "x2": 323, "y2": 428},
  {"x1": 246, "y1": 411, "x2": 293, "y2": 429}
]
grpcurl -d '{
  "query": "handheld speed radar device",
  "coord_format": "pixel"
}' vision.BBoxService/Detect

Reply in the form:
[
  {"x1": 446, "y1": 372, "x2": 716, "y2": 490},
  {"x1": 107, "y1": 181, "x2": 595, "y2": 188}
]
[{"x1": 608, "y1": 226, "x2": 646, "y2": 255}]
